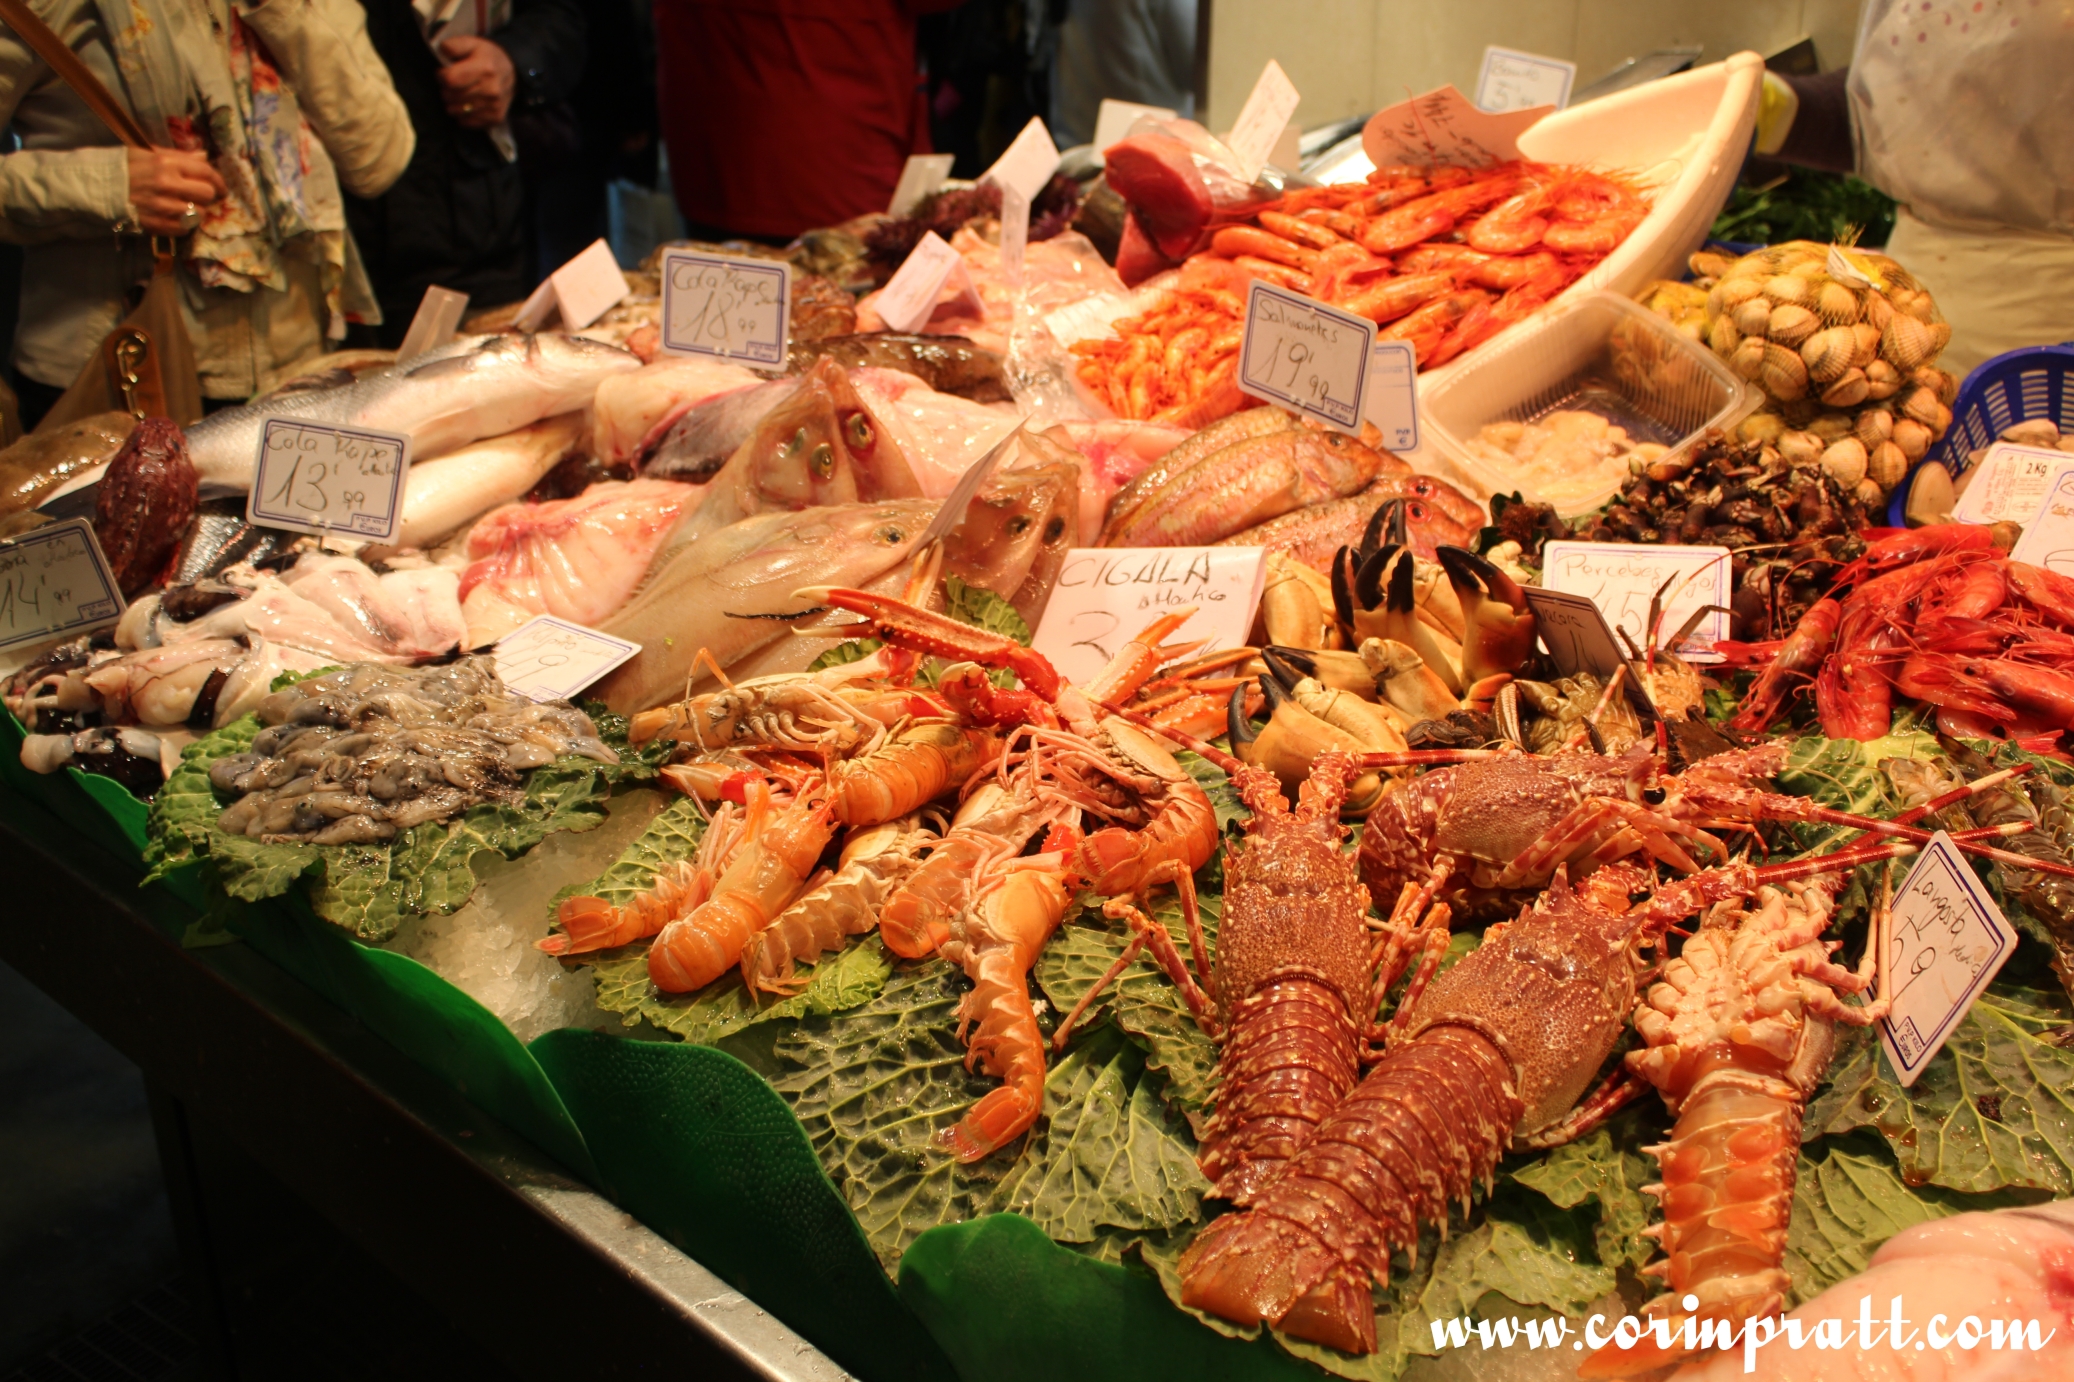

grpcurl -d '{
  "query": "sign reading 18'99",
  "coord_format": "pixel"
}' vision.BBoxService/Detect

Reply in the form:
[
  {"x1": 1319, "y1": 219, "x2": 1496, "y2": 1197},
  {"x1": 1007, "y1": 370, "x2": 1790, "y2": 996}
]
[
  {"x1": 659, "y1": 249, "x2": 791, "y2": 366},
  {"x1": 1239, "y1": 281, "x2": 1375, "y2": 434}
]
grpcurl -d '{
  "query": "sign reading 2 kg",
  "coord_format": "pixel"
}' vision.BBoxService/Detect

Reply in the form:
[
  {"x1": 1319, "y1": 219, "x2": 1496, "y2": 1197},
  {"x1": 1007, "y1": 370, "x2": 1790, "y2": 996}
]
[
  {"x1": 1239, "y1": 280, "x2": 1375, "y2": 434},
  {"x1": 659, "y1": 249, "x2": 791, "y2": 367},
  {"x1": 247, "y1": 419, "x2": 409, "y2": 542}
]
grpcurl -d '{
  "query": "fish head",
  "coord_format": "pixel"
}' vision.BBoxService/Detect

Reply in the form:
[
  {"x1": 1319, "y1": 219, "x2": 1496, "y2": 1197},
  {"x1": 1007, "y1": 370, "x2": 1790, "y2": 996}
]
[
  {"x1": 939, "y1": 457, "x2": 1079, "y2": 629},
  {"x1": 721, "y1": 356, "x2": 921, "y2": 513}
]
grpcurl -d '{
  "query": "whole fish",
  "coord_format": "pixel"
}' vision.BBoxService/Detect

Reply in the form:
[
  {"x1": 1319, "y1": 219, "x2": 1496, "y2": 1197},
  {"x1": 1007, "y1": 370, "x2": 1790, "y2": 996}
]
[
  {"x1": 644, "y1": 375, "x2": 800, "y2": 480},
  {"x1": 660, "y1": 355, "x2": 924, "y2": 551},
  {"x1": 940, "y1": 459, "x2": 1079, "y2": 629},
  {"x1": 1101, "y1": 406, "x2": 1299, "y2": 539},
  {"x1": 592, "y1": 356, "x2": 765, "y2": 465},
  {"x1": 394, "y1": 412, "x2": 587, "y2": 548},
  {"x1": 0, "y1": 412, "x2": 136, "y2": 517},
  {"x1": 1216, "y1": 480, "x2": 1480, "y2": 566},
  {"x1": 787, "y1": 333, "x2": 1010, "y2": 403},
  {"x1": 185, "y1": 333, "x2": 640, "y2": 490},
  {"x1": 174, "y1": 499, "x2": 291, "y2": 583},
  {"x1": 1101, "y1": 430, "x2": 1388, "y2": 548},
  {"x1": 595, "y1": 501, "x2": 936, "y2": 712}
]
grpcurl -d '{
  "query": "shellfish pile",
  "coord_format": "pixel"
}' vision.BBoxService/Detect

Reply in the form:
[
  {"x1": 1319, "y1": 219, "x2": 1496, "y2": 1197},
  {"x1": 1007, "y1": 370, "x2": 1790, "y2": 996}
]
[{"x1": 1681, "y1": 241, "x2": 1957, "y2": 503}]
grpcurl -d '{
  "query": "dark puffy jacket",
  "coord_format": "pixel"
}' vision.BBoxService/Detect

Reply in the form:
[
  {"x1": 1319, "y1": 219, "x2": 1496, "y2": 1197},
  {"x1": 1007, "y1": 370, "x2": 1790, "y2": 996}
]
[{"x1": 344, "y1": 0, "x2": 587, "y2": 342}]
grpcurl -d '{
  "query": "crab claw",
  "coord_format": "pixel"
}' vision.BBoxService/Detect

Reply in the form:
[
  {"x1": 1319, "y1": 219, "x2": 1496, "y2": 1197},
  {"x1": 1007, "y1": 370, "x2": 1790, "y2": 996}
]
[
  {"x1": 1379, "y1": 553, "x2": 1464, "y2": 694},
  {"x1": 1260, "y1": 647, "x2": 1307, "y2": 695},
  {"x1": 1435, "y1": 546, "x2": 1536, "y2": 686},
  {"x1": 797, "y1": 585, "x2": 1061, "y2": 699},
  {"x1": 1265, "y1": 646, "x2": 1378, "y2": 700}
]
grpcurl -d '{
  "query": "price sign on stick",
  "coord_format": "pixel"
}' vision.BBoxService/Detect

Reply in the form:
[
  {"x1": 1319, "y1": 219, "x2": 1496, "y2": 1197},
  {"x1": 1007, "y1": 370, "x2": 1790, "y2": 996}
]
[
  {"x1": 874, "y1": 231, "x2": 983, "y2": 335},
  {"x1": 660, "y1": 249, "x2": 792, "y2": 367},
  {"x1": 1364, "y1": 341, "x2": 1420, "y2": 451},
  {"x1": 1955, "y1": 443, "x2": 2074, "y2": 526},
  {"x1": 1519, "y1": 586, "x2": 1629, "y2": 682},
  {"x1": 888, "y1": 153, "x2": 954, "y2": 217},
  {"x1": 1226, "y1": 59, "x2": 1301, "y2": 181},
  {"x1": 982, "y1": 117, "x2": 1061, "y2": 201},
  {"x1": 0, "y1": 518, "x2": 123, "y2": 652},
  {"x1": 1541, "y1": 541, "x2": 1732, "y2": 664},
  {"x1": 1033, "y1": 548, "x2": 1267, "y2": 690},
  {"x1": 493, "y1": 615, "x2": 641, "y2": 702},
  {"x1": 247, "y1": 420, "x2": 409, "y2": 541},
  {"x1": 1875, "y1": 832, "x2": 2019, "y2": 1087},
  {"x1": 1000, "y1": 184, "x2": 1030, "y2": 292},
  {"x1": 1239, "y1": 281, "x2": 1375, "y2": 434}
]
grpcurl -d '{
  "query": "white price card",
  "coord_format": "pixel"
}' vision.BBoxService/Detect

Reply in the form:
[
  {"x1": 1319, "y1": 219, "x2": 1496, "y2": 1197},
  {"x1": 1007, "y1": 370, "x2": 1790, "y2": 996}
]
[
  {"x1": 247, "y1": 419, "x2": 409, "y2": 541},
  {"x1": 1954, "y1": 442, "x2": 2074, "y2": 526},
  {"x1": 888, "y1": 153, "x2": 955, "y2": 217},
  {"x1": 1541, "y1": 541, "x2": 1732, "y2": 664},
  {"x1": 660, "y1": 249, "x2": 792, "y2": 367},
  {"x1": 1364, "y1": 341, "x2": 1420, "y2": 452},
  {"x1": 1362, "y1": 84, "x2": 1548, "y2": 171},
  {"x1": 2008, "y1": 467, "x2": 2074, "y2": 577},
  {"x1": 1034, "y1": 548, "x2": 1267, "y2": 690},
  {"x1": 1876, "y1": 831, "x2": 2019, "y2": 1087},
  {"x1": 514, "y1": 238, "x2": 630, "y2": 332},
  {"x1": 982, "y1": 116, "x2": 1060, "y2": 202},
  {"x1": 1520, "y1": 586, "x2": 1628, "y2": 682},
  {"x1": 493, "y1": 615, "x2": 641, "y2": 703},
  {"x1": 1475, "y1": 46, "x2": 1575, "y2": 114},
  {"x1": 0, "y1": 518, "x2": 123, "y2": 652},
  {"x1": 396, "y1": 285, "x2": 470, "y2": 363},
  {"x1": 1226, "y1": 59, "x2": 1301, "y2": 182},
  {"x1": 874, "y1": 231, "x2": 982, "y2": 334},
  {"x1": 1239, "y1": 281, "x2": 1374, "y2": 434},
  {"x1": 1092, "y1": 98, "x2": 1176, "y2": 152}
]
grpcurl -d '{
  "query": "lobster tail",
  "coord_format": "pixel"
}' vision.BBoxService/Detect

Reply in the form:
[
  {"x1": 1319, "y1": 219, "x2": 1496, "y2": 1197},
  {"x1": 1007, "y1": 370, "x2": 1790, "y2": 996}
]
[
  {"x1": 1197, "y1": 974, "x2": 1361, "y2": 1203},
  {"x1": 1179, "y1": 1026, "x2": 1520, "y2": 1347}
]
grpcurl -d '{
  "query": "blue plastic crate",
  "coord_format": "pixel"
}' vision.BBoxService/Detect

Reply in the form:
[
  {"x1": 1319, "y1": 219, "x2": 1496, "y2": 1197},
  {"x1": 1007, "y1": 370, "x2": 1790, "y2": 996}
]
[{"x1": 1886, "y1": 342, "x2": 2074, "y2": 526}]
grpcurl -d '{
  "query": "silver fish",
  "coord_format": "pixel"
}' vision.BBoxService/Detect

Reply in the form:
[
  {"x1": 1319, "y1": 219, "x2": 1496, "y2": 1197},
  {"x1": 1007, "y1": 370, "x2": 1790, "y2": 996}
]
[
  {"x1": 173, "y1": 498, "x2": 292, "y2": 583},
  {"x1": 186, "y1": 333, "x2": 640, "y2": 491},
  {"x1": 595, "y1": 501, "x2": 936, "y2": 712}
]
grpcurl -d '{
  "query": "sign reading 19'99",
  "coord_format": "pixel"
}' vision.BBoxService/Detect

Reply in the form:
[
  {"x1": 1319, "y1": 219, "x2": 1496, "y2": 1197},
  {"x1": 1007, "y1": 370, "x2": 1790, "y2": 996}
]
[{"x1": 1239, "y1": 281, "x2": 1375, "y2": 433}]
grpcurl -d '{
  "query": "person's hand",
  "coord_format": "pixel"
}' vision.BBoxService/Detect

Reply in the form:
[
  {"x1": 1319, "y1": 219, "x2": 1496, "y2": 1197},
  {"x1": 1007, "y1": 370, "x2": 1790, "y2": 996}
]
[
  {"x1": 125, "y1": 147, "x2": 226, "y2": 236},
  {"x1": 437, "y1": 36, "x2": 516, "y2": 129}
]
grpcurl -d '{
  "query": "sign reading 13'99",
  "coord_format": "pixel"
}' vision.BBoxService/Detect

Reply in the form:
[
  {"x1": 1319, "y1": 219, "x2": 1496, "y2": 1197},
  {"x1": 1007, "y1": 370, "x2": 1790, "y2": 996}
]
[{"x1": 1239, "y1": 281, "x2": 1375, "y2": 434}]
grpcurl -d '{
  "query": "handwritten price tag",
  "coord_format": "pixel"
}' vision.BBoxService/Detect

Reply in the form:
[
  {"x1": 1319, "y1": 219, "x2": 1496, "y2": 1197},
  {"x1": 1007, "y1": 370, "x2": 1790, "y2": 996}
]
[
  {"x1": 888, "y1": 153, "x2": 955, "y2": 217},
  {"x1": 1033, "y1": 548, "x2": 1266, "y2": 690},
  {"x1": 1365, "y1": 342, "x2": 1420, "y2": 451},
  {"x1": 660, "y1": 249, "x2": 792, "y2": 367},
  {"x1": 1475, "y1": 46, "x2": 1574, "y2": 114},
  {"x1": 2008, "y1": 467, "x2": 2074, "y2": 577},
  {"x1": 247, "y1": 419, "x2": 409, "y2": 541},
  {"x1": 1226, "y1": 59, "x2": 1301, "y2": 181},
  {"x1": 0, "y1": 518, "x2": 123, "y2": 652},
  {"x1": 1541, "y1": 541, "x2": 1731, "y2": 664},
  {"x1": 1362, "y1": 84, "x2": 1548, "y2": 170},
  {"x1": 874, "y1": 231, "x2": 982, "y2": 335},
  {"x1": 1240, "y1": 282, "x2": 1374, "y2": 434},
  {"x1": 1092, "y1": 98, "x2": 1176, "y2": 152},
  {"x1": 1954, "y1": 442, "x2": 2074, "y2": 526},
  {"x1": 982, "y1": 116, "x2": 1060, "y2": 202},
  {"x1": 1519, "y1": 586, "x2": 1628, "y2": 682},
  {"x1": 1876, "y1": 831, "x2": 2018, "y2": 1087},
  {"x1": 493, "y1": 615, "x2": 641, "y2": 703}
]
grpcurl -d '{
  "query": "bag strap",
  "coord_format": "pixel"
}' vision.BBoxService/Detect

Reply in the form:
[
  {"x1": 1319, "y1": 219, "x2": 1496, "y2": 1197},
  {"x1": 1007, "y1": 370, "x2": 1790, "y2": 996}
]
[{"x1": 0, "y1": 0, "x2": 152, "y2": 149}]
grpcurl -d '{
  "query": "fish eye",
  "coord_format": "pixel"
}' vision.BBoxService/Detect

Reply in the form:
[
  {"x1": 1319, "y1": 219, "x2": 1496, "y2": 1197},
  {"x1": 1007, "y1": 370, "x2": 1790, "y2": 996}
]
[
  {"x1": 845, "y1": 412, "x2": 874, "y2": 450},
  {"x1": 1006, "y1": 515, "x2": 1031, "y2": 536},
  {"x1": 1043, "y1": 516, "x2": 1066, "y2": 541},
  {"x1": 810, "y1": 444, "x2": 835, "y2": 478},
  {"x1": 879, "y1": 525, "x2": 906, "y2": 544}
]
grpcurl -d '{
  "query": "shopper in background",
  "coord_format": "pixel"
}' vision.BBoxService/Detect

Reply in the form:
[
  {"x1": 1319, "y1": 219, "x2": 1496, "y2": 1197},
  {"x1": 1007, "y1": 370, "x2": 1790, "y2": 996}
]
[
  {"x1": 0, "y1": 0, "x2": 412, "y2": 422},
  {"x1": 345, "y1": 0, "x2": 586, "y2": 344},
  {"x1": 1048, "y1": 0, "x2": 1196, "y2": 149},
  {"x1": 1758, "y1": 0, "x2": 2074, "y2": 377},
  {"x1": 655, "y1": 0, "x2": 966, "y2": 243},
  {"x1": 527, "y1": 0, "x2": 658, "y2": 277}
]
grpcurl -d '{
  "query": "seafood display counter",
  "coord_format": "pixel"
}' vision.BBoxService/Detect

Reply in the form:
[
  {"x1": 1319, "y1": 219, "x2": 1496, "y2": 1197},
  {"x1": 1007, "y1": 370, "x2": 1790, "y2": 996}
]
[{"x1": 0, "y1": 782, "x2": 847, "y2": 1382}]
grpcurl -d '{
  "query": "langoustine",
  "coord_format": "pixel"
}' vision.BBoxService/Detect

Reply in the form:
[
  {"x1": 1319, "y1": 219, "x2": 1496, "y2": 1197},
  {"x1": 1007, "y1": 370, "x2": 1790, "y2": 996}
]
[{"x1": 1580, "y1": 877, "x2": 1887, "y2": 1377}]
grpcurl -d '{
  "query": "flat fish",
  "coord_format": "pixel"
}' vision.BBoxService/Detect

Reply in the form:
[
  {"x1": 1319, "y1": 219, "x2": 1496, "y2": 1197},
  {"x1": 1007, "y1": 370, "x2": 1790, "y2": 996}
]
[
  {"x1": 0, "y1": 412, "x2": 136, "y2": 517},
  {"x1": 595, "y1": 500, "x2": 937, "y2": 712},
  {"x1": 941, "y1": 456, "x2": 1078, "y2": 629},
  {"x1": 185, "y1": 333, "x2": 640, "y2": 491},
  {"x1": 591, "y1": 356, "x2": 765, "y2": 465},
  {"x1": 787, "y1": 332, "x2": 1010, "y2": 402}
]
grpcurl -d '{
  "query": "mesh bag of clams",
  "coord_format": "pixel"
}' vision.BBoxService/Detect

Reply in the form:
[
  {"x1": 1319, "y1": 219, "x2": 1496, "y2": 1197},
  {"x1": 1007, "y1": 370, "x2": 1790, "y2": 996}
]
[{"x1": 1683, "y1": 241, "x2": 1957, "y2": 505}]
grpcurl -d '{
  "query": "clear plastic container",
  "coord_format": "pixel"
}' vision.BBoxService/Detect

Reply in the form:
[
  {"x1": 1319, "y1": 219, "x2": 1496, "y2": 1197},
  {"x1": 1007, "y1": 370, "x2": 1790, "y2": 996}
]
[{"x1": 1417, "y1": 290, "x2": 1758, "y2": 517}]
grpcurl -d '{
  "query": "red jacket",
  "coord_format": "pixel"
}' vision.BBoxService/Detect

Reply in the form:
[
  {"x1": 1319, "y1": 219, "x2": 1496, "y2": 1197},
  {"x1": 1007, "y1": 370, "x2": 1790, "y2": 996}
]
[{"x1": 656, "y1": 0, "x2": 959, "y2": 239}]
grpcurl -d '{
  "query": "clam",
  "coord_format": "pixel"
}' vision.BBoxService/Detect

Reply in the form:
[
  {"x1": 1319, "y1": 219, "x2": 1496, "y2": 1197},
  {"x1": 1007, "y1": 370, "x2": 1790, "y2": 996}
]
[
  {"x1": 1854, "y1": 477, "x2": 1886, "y2": 508},
  {"x1": 1808, "y1": 410, "x2": 1857, "y2": 442},
  {"x1": 1869, "y1": 440, "x2": 1910, "y2": 492},
  {"x1": 1900, "y1": 290, "x2": 1938, "y2": 324},
  {"x1": 1768, "y1": 303, "x2": 1820, "y2": 348},
  {"x1": 1707, "y1": 313, "x2": 1742, "y2": 357},
  {"x1": 1800, "y1": 326, "x2": 1857, "y2": 383},
  {"x1": 1760, "y1": 342, "x2": 1810, "y2": 400},
  {"x1": 1820, "y1": 367, "x2": 1870, "y2": 409},
  {"x1": 1881, "y1": 314, "x2": 1939, "y2": 371},
  {"x1": 1791, "y1": 258, "x2": 1831, "y2": 280},
  {"x1": 1929, "y1": 401, "x2": 1953, "y2": 437},
  {"x1": 1850, "y1": 322, "x2": 1883, "y2": 367},
  {"x1": 1815, "y1": 280, "x2": 1861, "y2": 325},
  {"x1": 1927, "y1": 321, "x2": 1953, "y2": 356},
  {"x1": 2004, "y1": 418, "x2": 2062, "y2": 446},
  {"x1": 1737, "y1": 411, "x2": 1787, "y2": 446},
  {"x1": 1714, "y1": 276, "x2": 1765, "y2": 310},
  {"x1": 1892, "y1": 417, "x2": 1933, "y2": 460},
  {"x1": 1762, "y1": 274, "x2": 1811, "y2": 307},
  {"x1": 1911, "y1": 365, "x2": 1957, "y2": 407},
  {"x1": 1821, "y1": 436, "x2": 1869, "y2": 488},
  {"x1": 1730, "y1": 335, "x2": 1767, "y2": 382},
  {"x1": 1734, "y1": 297, "x2": 1774, "y2": 338},
  {"x1": 1689, "y1": 250, "x2": 1736, "y2": 281},
  {"x1": 1904, "y1": 460, "x2": 1956, "y2": 526},
  {"x1": 1899, "y1": 383, "x2": 1941, "y2": 427},
  {"x1": 1778, "y1": 429, "x2": 1824, "y2": 465},
  {"x1": 1865, "y1": 359, "x2": 1903, "y2": 400},
  {"x1": 1781, "y1": 396, "x2": 1820, "y2": 427},
  {"x1": 1855, "y1": 406, "x2": 1894, "y2": 449},
  {"x1": 1861, "y1": 291, "x2": 1894, "y2": 332}
]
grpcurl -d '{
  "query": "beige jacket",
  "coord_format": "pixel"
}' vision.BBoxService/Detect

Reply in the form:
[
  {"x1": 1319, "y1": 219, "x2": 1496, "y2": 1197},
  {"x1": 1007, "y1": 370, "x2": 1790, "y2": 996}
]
[{"x1": 0, "y1": 0, "x2": 414, "y2": 397}]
